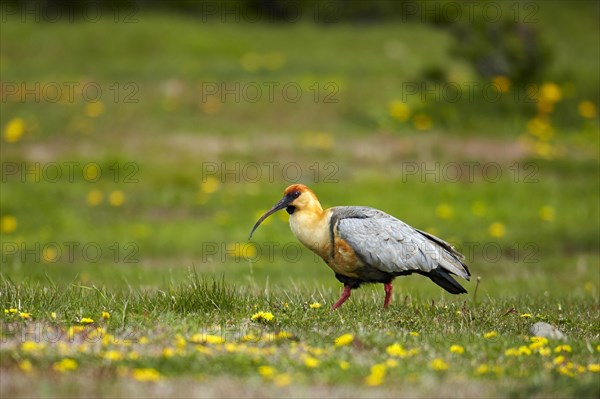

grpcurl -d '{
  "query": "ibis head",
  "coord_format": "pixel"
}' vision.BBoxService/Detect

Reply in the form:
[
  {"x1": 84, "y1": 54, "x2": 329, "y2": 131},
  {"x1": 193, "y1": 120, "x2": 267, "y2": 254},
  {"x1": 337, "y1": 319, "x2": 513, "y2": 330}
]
[{"x1": 248, "y1": 184, "x2": 321, "y2": 240}]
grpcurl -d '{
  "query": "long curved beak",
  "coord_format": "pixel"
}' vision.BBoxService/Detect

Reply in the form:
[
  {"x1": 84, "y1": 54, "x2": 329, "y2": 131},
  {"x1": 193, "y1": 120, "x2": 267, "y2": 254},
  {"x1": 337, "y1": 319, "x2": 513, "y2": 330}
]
[{"x1": 248, "y1": 196, "x2": 290, "y2": 240}]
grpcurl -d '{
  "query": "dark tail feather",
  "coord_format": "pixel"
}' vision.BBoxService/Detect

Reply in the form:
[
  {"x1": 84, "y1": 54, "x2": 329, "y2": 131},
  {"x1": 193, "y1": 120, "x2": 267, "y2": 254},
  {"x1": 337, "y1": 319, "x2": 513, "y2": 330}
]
[{"x1": 428, "y1": 268, "x2": 467, "y2": 294}]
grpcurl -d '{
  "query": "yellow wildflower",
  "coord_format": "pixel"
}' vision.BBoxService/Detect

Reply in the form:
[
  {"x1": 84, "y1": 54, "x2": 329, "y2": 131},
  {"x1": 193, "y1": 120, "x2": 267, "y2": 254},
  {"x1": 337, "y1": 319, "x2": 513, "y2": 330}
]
[
  {"x1": 224, "y1": 343, "x2": 239, "y2": 353},
  {"x1": 51, "y1": 312, "x2": 57, "y2": 319},
  {"x1": 435, "y1": 203, "x2": 453, "y2": 219},
  {"x1": 385, "y1": 359, "x2": 398, "y2": 368},
  {"x1": 190, "y1": 333, "x2": 224, "y2": 344},
  {"x1": 406, "y1": 348, "x2": 419, "y2": 357},
  {"x1": 413, "y1": 113, "x2": 432, "y2": 131},
  {"x1": 261, "y1": 332, "x2": 276, "y2": 343},
  {"x1": 492, "y1": 75, "x2": 511, "y2": 93},
  {"x1": 588, "y1": 364, "x2": 600, "y2": 373},
  {"x1": 277, "y1": 331, "x2": 294, "y2": 340},
  {"x1": 86, "y1": 189, "x2": 103, "y2": 206},
  {"x1": 578, "y1": 101, "x2": 597, "y2": 118},
  {"x1": 0, "y1": 216, "x2": 17, "y2": 233},
  {"x1": 303, "y1": 355, "x2": 320, "y2": 368},
  {"x1": 53, "y1": 358, "x2": 78, "y2": 373},
  {"x1": 529, "y1": 342, "x2": 544, "y2": 351},
  {"x1": 162, "y1": 347, "x2": 174, "y2": 358},
  {"x1": 339, "y1": 361, "x2": 350, "y2": 370},
  {"x1": 21, "y1": 341, "x2": 44, "y2": 352},
  {"x1": 539, "y1": 206, "x2": 555, "y2": 222},
  {"x1": 505, "y1": 348, "x2": 520, "y2": 357},
  {"x1": 334, "y1": 333, "x2": 354, "y2": 347},
  {"x1": 274, "y1": 373, "x2": 292, "y2": 387},
  {"x1": 365, "y1": 363, "x2": 386, "y2": 386},
  {"x1": 200, "y1": 177, "x2": 220, "y2": 194},
  {"x1": 132, "y1": 368, "x2": 161, "y2": 382},
  {"x1": 488, "y1": 222, "x2": 506, "y2": 238},
  {"x1": 4, "y1": 308, "x2": 18, "y2": 314},
  {"x1": 554, "y1": 345, "x2": 572, "y2": 353},
  {"x1": 450, "y1": 345, "x2": 464, "y2": 354},
  {"x1": 518, "y1": 346, "x2": 532, "y2": 356},
  {"x1": 82, "y1": 164, "x2": 101, "y2": 181},
  {"x1": 409, "y1": 331, "x2": 420, "y2": 337},
  {"x1": 102, "y1": 333, "x2": 115, "y2": 346},
  {"x1": 68, "y1": 326, "x2": 85, "y2": 339},
  {"x1": 556, "y1": 365, "x2": 574, "y2": 377},
  {"x1": 299, "y1": 131, "x2": 335, "y2": 151},
  {"x1": 309, "y1": 302, "x2": 322, "y2": 309},
  {"x1": 529, "y1": 337, "x2": 549, "y2": 352},
  {"x1": 18, "y1": 359, "x2": 33, "y2": 373},
  {"x1": 4, "y1": 117, "x2": 26, "y2": 142},
  {"x1": 86, "y1": 327, "x2": 105, "y2": 341},
  {"x1": 19, "y1": 312, "x2": 31, "y2": 320},
  {"x1": 389, "y1": 100, "x2": 411, "y2": 122},
  {"x1": 386, "y1": 343, "x2": 406, "y2": 357},
  {"x1": 80, "y1": 317, "x2": 94, "y2": 324},
  {"x1": 102, "y1": 311, "x2": 111, "y2": 320},
  {"x1": 108, "y1": 190, "x2": 125, "y2": 207},
  {"x1": 251, "y1": 311, "x2": 274, "y2": 323},
  {"x1": 103, "y1": 350, "x2": 123, "y2": 361},
  {"x1": 242, "y1": 333, "x2": 259, "y2": 342},
  {"x1": 429, "y1": 358, "x2": 449, "y2": 371},
  {"x1": 484, "y1": 331, "x2": 497, "y2": 339},
  {"x1": 553, "y1": 355, "x2": 565, "y2": 365},
  {"x1": 258, "y1": 365, "x2": 276, "y2": 379},
  {"x1": 475, "y1": 364, "x2": 489, "y2": 375},
  {"x1": 530, "y1": 336, "x2": 549, "y2": 345},
  {"x1": 41, "y1": 246, "x2": 58, "y2": 263},
  {"x1": 539, "y1": 347, "x2": 551, "y2": 356},
  {"x1": 537, "y1": 99, "x2": 555, "y2": 114},
  {"x1": 306, "y1": 347, "x2": 324, "y2": 357},
  {"x1": 175, "y1": 334, "x2": 187, "y2": 349},
  {"x1": 520, "y1": 313, "x2": 532, "y2": 318},
  {"x1": 539, "y1": 82, "x2": 562, "y2": 103},
  {"x1": 85, "y1": 101, "x2": 105, "y2": 118}
]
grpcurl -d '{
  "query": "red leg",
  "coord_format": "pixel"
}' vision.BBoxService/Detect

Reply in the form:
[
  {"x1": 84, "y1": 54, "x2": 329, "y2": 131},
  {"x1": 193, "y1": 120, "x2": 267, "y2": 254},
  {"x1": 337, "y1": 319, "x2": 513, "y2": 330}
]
[
  {"x1": 383, "y1": 283, "x2": 393, "y2": 308},
  {"x1": 332, "y1": 285, "x2": 352, "y2": 310}
]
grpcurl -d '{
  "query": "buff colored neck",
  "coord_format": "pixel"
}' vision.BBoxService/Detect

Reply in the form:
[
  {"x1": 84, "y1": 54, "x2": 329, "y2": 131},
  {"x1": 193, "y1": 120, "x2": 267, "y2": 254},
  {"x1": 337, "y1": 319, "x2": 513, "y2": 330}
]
[{"x1": 288, "y1": 197, "x2": 331, "y2": 258}]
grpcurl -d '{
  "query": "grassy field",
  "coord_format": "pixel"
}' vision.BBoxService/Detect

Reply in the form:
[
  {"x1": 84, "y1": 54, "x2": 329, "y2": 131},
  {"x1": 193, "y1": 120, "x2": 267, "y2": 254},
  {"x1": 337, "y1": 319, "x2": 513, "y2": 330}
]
[{"x1": 1, "y1": 2, "x2": 599, "y2": 398}]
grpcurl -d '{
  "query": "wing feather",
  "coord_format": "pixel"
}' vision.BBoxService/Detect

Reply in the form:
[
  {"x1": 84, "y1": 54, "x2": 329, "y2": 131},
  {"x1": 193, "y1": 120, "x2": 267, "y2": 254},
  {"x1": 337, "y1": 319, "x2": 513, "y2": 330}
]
[{"x1": 333, "y1": 206, "x2": 470, "y2": 279}]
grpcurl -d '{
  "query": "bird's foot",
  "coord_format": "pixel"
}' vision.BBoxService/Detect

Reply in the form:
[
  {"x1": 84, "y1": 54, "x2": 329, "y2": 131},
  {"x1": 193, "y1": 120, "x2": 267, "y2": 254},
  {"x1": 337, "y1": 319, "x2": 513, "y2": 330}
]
[
  {"x1": 383, "y1": 283, "x2": 393, "y2": 309},
  {"x1": 332, "y1": 285, "x2": 352, "y2": 310}
]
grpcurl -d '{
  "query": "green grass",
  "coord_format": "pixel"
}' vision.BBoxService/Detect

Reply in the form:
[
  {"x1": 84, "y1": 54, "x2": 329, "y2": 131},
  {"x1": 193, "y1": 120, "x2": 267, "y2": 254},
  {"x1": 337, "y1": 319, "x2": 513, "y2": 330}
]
[
  {"x1": 1, "y1": 2, "x2": 599, "y2": 397},
  {"x1": 1, "y1": 273, "x2": 599, "y2": 398}
]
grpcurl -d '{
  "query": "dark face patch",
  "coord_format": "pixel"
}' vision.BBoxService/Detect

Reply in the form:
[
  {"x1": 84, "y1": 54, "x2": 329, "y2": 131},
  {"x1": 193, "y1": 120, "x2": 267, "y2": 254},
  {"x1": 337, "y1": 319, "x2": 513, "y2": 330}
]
[
  {"x1": 285, "y1": 191, "x2": 301, "y2": 202},
  {"x1": 286, "y1": 206, "x2": 296, "y2": 214}
]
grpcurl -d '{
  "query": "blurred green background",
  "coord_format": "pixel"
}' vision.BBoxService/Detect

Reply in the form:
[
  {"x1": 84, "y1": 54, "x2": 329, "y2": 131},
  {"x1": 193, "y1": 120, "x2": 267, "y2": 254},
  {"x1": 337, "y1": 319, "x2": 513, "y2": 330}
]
[{"x1": 1, "y1": 0, "x2": 598, "y2": 299}]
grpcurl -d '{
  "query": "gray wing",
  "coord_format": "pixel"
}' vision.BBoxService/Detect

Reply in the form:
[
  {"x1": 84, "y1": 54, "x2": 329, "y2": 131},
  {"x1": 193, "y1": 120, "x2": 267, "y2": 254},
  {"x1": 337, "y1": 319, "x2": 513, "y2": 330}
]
[{"x1": 332, "y1": 206, "x2": 470, "y2": 279}]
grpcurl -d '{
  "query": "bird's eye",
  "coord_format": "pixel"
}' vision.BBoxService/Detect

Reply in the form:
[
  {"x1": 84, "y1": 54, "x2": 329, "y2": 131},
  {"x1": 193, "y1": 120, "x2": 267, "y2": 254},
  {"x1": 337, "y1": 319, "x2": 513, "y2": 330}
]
[{"x1": 292, "y1": 191, "x2": 301, "y2": 199}]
